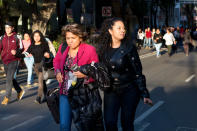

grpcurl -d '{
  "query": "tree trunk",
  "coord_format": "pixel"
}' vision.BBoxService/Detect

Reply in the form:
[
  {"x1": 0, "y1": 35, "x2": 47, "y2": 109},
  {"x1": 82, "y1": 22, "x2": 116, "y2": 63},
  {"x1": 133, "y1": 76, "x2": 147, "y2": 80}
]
[
  {"x1": 32, "y1": 2, "x2": 56, "y2": 35},
  {"x1": 165, "y1": 8, "x2": 168, "y2": 26}
]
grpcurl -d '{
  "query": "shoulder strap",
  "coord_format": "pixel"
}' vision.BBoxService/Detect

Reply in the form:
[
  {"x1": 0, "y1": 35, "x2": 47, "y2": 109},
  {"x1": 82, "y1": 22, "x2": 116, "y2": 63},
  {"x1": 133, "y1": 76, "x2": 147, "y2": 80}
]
[
  {"x1": 14, "y1": 35, "x2": 19, "y2": 48},
  {"x1": 0, "y1": 35, "x2": 5, "y2": 44},
  {"x1": 0, "y1": 35, "x2": 5, "y2": 50},
  {"x1": 61, "y1": 42, "x2": 67, "y2": 54}
]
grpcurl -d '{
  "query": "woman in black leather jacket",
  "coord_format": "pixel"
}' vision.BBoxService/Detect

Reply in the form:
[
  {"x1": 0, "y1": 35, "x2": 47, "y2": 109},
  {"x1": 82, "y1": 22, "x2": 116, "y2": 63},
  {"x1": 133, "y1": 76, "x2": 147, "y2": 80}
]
[{"x1": 96, "y1": 17, "x2": 153, "y2": 131}]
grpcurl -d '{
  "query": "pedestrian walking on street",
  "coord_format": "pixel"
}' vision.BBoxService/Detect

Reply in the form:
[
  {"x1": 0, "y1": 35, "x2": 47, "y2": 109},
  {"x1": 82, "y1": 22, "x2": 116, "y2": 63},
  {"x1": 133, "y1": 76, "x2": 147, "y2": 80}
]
[
  {"x1": 183, "y1": 28, "x2": 191, "y2": 56},
  {"x1": 22, "y1": 32, "x2": 34, "y2": 86},
  {"x1": 163, "y1": 28, "x2": 176, "y2": 57},
  {"x1": 96, "y1": 17, "x2": 153, "y2": 131},
  {"x1": 153, "y1": 28, "x2": 163, "y2": 58},
  {"x1": 145, "y1": 27, "x2": 152, "y2": 48},
  {"x1": 0, "y1": 22, "x2": 25, "y2": 105},
  {"x1": 12, "y1": 30, "x2": 51, "y2": 104},
  {"x1": 137, "y1": 28, "x2": 145, "y2": 50},
  {"x1": 53, "y1": 23, "x2": 104, "y2": 131}
]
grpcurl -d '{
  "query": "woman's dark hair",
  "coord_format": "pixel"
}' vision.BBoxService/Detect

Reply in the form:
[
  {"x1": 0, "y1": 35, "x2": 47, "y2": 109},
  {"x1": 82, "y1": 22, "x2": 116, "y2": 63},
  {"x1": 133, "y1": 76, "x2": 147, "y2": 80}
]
[
  {"x1": 96, "y1": 17, "x2": 127, "y2": 58},
  {"x1": 31, "y1": 30, "x2": 48, "y2": 46},
  {"x1": 61, "y1": 23, "x2": 87, "y2": 41}
]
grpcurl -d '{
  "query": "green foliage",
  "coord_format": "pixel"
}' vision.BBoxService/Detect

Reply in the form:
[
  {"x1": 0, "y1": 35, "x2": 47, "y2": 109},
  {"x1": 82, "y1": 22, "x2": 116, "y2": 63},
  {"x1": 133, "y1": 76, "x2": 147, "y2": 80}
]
[
  {"x1": 0, "y1": 0, "x2": 3, "y2": 8},
  {"x1": 52, "y1": 35, "x2": 64, "y2": 51}
]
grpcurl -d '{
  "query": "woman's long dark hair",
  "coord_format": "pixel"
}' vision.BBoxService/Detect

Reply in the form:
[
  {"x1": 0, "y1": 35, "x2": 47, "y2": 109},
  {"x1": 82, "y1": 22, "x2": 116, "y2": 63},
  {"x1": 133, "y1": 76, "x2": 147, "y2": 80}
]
[
  {"x1": 96, "y1": 17, "x2": 127, "y2": 59},
  {"x1": 31, "y1": 30, "x2": 48, "y2": 46}
]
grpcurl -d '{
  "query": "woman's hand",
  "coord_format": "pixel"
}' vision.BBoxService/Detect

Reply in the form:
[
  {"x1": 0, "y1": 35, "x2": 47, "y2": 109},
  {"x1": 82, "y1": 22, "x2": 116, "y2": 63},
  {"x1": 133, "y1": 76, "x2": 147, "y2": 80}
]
[
  {"x1": 56, "y1": 72, "x2": 63, "y2": 83},
  {"x1": 44, "y1": 52, "x2": 50, "y2": 58},
  {"x1": 144, "y1": 98, "x2": 153, "y2": 106},
  {"x1": 11, "y1": 50, "x2": 16, "y2": 55},
  {"x1": 73, "y1": 71, "x2": 87, "y2": 78}
]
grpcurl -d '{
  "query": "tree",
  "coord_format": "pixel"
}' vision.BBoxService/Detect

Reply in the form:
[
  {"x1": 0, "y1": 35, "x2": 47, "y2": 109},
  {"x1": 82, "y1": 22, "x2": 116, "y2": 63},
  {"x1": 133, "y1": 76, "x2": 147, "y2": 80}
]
[
  {"x1": 184, "y1": 4, "x2": 194, "y2": 27},
  {"x1": 30, "y1": 0, "x2": 57, "y2": 35},
  {"x1": 128, "y1": 0, "x2": 148, "y2": 28},
  {"x1": 159, "y1": 0, "x2": 175, "y2": 26},
  {"x1": 0, "y1": 0, "x2": 57, "y2": 35}
]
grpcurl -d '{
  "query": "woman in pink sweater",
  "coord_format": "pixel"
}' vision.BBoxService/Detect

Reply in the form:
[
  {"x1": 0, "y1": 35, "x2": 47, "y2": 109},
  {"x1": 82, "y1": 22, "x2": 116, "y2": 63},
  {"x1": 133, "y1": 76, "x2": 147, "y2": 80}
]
[
  {"x1": 53, "y1": 24, "x2": 103, "y2": 131},
  {"x1": 22, "y1": 33, "x2": 34, "y2": 85}
]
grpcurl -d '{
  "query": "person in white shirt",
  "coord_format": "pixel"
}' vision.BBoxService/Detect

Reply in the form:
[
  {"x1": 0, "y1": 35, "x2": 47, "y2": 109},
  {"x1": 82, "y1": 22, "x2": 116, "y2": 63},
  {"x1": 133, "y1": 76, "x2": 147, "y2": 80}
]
[
  {"x1": 137, "y1": 28, "x2": 145, "y2": 49},
  {"x1": 163, "y1": 28, "x2": 176, "y2": 56}
]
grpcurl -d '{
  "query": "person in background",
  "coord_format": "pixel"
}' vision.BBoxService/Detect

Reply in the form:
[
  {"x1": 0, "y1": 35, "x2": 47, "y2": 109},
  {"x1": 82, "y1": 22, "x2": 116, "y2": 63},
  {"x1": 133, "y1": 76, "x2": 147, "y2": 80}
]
[
  {"x1": 12, "y1": 30, "x2": 51, "y2": 104},
  {"x1": 163, "y1": 28, "x2": 176, "y2": 57},
  {"x1": 143, "y1": 28, "x2": 148, "y2": 48},
  {"x1": 153, "y1": 28, "x2": 163, "y2": 58},
  {"x1": 96, "y1": 17, "x2": 152, "y2": 131},
  {"x1": 145, "y1": 27, "x2": 152, "y2": 48},
  {"x1": 0, "y1": 21, "x2": 25, "y2": 105},
  {"x1": 22, "y1": 32, "x2": 34, "y2": 86},
  {"x1": 137, "y1": 28, "x2": 144, "y2": 50},
  {"x1": 183, "y1": 28, "x2": 191, "y2": 56},
  {"x1": 151, "y1": 28, "x2": 156, "y2": 48}
]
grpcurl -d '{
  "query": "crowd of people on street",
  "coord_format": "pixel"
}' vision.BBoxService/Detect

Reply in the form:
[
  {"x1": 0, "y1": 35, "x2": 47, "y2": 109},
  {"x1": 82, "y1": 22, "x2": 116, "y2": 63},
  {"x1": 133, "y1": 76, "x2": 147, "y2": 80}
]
[
  {"x1": 1, "y1": 17, "x2": 197, "y2": 131},
  {"x1": 136, "y1": 26, "x2": 197, "y2": 57}
]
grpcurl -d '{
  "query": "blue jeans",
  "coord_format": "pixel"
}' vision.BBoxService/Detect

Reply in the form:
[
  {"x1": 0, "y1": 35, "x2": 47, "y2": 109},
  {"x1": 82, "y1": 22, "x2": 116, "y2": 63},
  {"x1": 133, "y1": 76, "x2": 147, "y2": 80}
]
[
  {"x1": 154, "y1": 43, "x2": 162, "y2": 57},
  {"x1": 60, "y1": 95, "x2": 72, "y2": 131},
  {"x1": 24, "y1": 57, "x2": 34, "y2": 84},
  {"x1": 143, "y1": 38, "x2": 151, "y2": 47}
]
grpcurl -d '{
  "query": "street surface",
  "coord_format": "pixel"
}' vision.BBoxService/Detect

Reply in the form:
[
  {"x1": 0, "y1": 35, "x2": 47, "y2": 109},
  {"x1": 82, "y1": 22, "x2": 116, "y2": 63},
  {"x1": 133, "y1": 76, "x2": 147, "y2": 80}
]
[{"x1": 1, "y1": 48, "x2": 197, "y2": 131}]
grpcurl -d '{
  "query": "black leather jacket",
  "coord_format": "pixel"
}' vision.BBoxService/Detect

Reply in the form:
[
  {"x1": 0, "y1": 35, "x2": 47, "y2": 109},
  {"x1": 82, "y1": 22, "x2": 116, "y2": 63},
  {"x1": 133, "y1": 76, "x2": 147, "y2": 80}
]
[{"x1": 101, "y1": 42, "x2": 150, "y2": 98}]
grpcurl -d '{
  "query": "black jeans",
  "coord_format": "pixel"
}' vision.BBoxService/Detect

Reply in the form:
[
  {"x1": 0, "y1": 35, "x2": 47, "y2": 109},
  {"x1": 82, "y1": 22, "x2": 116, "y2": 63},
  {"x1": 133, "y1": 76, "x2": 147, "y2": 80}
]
[
  {"x1": 4, "y1": 61, "x2": 22, "y2": 98},
  {"x1": 104, "y1": 86, "x2": 140, "y2": 131}
]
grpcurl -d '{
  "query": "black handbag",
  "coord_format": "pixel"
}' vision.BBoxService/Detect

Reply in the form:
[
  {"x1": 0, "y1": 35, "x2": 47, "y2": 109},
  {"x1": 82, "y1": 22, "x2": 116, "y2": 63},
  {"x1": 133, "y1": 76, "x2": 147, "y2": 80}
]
[{"x1": 46, "y1": 87, "x2": 60, "y2": 124}]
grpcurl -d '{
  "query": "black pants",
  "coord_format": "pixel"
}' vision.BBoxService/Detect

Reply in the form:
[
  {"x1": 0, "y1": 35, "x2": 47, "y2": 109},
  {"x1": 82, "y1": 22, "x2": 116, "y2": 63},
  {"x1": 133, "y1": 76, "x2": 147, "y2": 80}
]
[
  {"x1": 4, "y1": 61, "x2": 22, "y2": 98},
  {"x1": 104, "y1": 86, "x2": 140, "y2": 131}
]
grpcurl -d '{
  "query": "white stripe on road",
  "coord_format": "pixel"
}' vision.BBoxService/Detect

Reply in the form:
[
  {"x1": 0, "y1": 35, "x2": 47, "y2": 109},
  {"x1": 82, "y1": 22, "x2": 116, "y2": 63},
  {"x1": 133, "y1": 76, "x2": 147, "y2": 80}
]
[
  {"x1": 134, "y1": 101, "x2": 164, "y2": 125},
  {"x1": 185, "y1": 74, "x2": 195, "y2": 83},
  {"x1": 176, "y1": 127, "x2": 197, "y2": 131},
  {"x1": 1, "y1": 114, "x2": 18, "y2": 120},
  {"x1": 139, "y1": 48, "x2": 167, "y2": 59},
  {"x1": 4, "y1": 116, "x2": 44, "y2": 131},
  {"x1": 138, "y1": 123, "x2": 151, "y2": 131}
]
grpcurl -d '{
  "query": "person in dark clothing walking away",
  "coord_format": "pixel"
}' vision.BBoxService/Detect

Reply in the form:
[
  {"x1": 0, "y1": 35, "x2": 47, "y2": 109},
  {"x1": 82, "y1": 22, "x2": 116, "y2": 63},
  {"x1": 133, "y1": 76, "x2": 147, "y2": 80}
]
[
  {"x1": 12, "y1": 30, "x2": 50, "y2": 104},
  {"x1": 96, "y1": 17, "x2": 153, "y2": 131},
  {"x1": 0, "y1": 22, "x2": 25, "y2": 105}
]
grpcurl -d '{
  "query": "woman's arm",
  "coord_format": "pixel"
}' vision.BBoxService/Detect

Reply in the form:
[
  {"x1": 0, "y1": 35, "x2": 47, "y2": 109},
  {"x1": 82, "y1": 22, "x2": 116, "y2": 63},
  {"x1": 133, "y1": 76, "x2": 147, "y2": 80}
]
[{"x1": 128, "y1": 46, "x2": 150, "y2": 98}]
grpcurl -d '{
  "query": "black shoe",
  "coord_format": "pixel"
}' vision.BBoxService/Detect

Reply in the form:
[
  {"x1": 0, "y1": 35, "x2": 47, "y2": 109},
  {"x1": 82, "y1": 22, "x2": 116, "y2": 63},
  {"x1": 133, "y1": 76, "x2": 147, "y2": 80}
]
[{"x1": 34, "y1": 97, "x2": 41, "y2": 104}]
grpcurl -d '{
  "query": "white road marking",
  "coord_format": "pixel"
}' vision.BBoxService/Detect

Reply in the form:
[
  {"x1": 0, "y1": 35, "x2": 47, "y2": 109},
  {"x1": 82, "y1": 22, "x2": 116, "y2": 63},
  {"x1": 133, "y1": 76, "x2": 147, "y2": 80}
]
[
  {"x1": 1, "y1": 114, "x2": 18, "y2": 120},
  {"x1": 140, "y1": 48, "x2": 167, "y2": 59},
  {"x1": 134, "y1": 101, "x2": 164, "y2": 125},
  {"x1": 176, "y1": 126, "x2": 197, "y2": 131},
  {"x1": 138, "y1": 123, "x2": 151, "y2": 131},
  {"x1": 4, "y1": 116, "x2": 44, "y2": 131},
  {"x1": 185, "y1": 74, "x2": 195, "y2": 83}
]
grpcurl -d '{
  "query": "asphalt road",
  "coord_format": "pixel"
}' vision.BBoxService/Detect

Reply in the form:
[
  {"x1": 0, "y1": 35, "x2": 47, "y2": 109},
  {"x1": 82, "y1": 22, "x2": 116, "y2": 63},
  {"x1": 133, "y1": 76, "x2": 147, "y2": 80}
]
[{"x1": 1, "y1": 48, "x2": 197, "y2": 131}]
